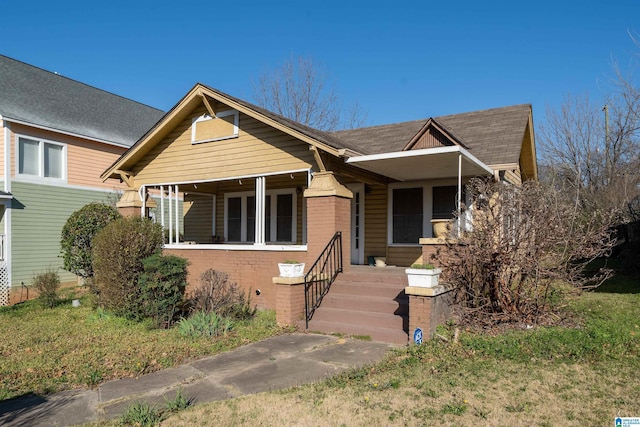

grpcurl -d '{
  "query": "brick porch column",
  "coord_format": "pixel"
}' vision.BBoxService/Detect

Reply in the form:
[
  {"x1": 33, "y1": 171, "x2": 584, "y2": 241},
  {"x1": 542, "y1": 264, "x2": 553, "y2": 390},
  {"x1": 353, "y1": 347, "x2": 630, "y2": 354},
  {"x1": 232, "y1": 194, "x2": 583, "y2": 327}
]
[
  {"x1": 273, "y1": 276, "x2": 306, "y2": 326},
  {"x1": 116, "y1": 188, "x2": 156, "y2": 217},
  {"x1": 406, "y1": 284, "x2": 455, "y2": 342},
  {"x1": 304, "y1": 171, "x2": 352, "y2": 273}
]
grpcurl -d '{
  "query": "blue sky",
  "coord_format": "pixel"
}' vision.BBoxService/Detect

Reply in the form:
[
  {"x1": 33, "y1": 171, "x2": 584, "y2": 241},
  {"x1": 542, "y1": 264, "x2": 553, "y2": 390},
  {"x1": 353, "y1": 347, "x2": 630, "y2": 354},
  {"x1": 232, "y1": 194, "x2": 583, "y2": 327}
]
[{"x1": 2, "y1": 0, "x2": 639, "y2": 129}]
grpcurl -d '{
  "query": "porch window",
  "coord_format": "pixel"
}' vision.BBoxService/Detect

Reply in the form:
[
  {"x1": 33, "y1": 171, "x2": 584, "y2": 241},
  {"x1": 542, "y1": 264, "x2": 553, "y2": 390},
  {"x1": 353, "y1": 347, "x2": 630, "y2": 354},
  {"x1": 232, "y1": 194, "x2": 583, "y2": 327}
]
[
  {"x1": 392, "y1": 187, "x2": 423, "y2": 244},
  {"x1": 17, "y1": 136, "x2": 66, "y2": 181},
  {"x1": 224, "y1": 190, "x2": 296, "y2": 243}
]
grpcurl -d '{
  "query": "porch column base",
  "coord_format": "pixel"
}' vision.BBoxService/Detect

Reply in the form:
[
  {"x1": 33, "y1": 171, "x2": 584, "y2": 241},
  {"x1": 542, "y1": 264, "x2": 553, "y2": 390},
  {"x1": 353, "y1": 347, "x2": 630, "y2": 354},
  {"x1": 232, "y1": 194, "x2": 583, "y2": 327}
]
[
  {"x1": 116, "y1": 188, "x2": 157, "y2": 217},
  {"x1": 273, "y1": 276, "x2": 306, "y2": 327},
  {"x1": 405, "y1": 283, "x2": 455, "y2": 342}
]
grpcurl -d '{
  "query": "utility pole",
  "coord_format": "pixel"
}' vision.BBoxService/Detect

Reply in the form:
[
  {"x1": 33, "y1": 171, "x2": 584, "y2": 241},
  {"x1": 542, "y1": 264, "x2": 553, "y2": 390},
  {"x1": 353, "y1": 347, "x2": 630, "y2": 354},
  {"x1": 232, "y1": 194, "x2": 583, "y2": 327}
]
[{"x1": 602, "y1": 104, "x2": 610, "y2": 185}]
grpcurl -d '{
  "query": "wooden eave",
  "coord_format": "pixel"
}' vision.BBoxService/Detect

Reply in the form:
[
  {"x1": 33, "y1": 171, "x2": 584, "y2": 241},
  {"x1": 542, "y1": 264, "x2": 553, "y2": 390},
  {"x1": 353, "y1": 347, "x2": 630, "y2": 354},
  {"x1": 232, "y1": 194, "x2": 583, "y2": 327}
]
[
  {"x1": 402, "y1": 118, "x2": 467, "y2": 151},
  {"x1": 101, "y1": 83, "x2": 344, "y2": 182},
  {"x1": 520, "y1": 111, "x2": 538, "y2": 181}
]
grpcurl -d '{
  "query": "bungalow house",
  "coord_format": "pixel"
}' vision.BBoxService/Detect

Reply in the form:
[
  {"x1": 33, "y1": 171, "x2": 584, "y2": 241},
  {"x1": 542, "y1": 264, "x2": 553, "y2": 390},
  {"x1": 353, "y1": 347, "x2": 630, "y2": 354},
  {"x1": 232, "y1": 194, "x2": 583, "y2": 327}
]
[
  {"x1": 102, "y1": 83, "x2": 537, "y2": 343},
  {"x1": 0, "y1": 55, "x2": 165, "y2": 305}
]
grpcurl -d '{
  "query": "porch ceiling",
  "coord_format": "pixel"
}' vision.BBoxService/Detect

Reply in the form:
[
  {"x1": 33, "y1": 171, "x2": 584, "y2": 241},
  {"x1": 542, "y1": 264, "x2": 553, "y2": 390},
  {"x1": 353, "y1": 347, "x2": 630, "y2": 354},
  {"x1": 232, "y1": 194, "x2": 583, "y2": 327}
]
[{"x1": 344, "y1": 146, "x2": 493, "y2": 181}]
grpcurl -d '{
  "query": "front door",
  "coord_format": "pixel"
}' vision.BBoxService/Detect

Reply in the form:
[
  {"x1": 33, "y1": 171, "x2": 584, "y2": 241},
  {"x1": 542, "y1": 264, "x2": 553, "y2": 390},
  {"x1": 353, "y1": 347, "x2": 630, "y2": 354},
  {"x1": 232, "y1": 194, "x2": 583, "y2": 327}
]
[{"x1": 347, "y1": 183, "x2": 365, "y2": 265}]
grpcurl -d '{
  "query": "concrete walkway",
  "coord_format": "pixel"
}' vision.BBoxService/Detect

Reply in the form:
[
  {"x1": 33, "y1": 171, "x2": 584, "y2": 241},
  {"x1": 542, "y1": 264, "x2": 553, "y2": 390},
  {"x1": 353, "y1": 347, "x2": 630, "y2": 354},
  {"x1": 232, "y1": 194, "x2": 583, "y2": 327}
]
[{"x1": 0, "y1": 334, "x2": 394, "y2": 427}]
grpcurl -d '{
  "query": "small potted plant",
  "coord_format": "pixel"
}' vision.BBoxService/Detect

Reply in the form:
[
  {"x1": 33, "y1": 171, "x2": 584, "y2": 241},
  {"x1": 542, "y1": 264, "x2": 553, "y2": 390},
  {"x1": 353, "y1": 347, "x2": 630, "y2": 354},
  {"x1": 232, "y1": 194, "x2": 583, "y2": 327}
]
[
  {"x1": 278, "y1": 260, "x2": 305, "y2": 277},
  {"x1": 405, "y1": 263, "x2": 442, "y2": 287}
]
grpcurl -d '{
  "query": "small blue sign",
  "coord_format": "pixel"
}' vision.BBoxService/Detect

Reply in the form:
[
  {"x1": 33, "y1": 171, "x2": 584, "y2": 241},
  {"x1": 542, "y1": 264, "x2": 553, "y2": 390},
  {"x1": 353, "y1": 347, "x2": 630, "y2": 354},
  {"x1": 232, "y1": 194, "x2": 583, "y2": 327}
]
[{"x1": 413, "y1": 328, "x2": 423, "y2": 345}]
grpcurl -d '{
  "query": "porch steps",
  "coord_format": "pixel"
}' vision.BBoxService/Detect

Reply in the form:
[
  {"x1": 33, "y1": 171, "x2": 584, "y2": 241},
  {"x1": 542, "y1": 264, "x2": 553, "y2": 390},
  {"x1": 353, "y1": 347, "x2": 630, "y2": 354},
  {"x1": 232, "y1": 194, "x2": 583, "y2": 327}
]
[{"x1": 306, "y1": 266, "x2": 409, "y2": 345}]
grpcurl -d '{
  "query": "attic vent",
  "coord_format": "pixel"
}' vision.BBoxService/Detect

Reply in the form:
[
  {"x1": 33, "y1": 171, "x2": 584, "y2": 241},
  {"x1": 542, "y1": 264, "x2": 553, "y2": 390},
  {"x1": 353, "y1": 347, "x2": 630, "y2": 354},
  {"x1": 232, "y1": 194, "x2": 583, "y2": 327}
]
[
  {"x1": 191, "y1": 110, "x2": 239, "y2": 144},
  {"x1": 410, "y1": 127, "x2": 454, "y2": 150}
]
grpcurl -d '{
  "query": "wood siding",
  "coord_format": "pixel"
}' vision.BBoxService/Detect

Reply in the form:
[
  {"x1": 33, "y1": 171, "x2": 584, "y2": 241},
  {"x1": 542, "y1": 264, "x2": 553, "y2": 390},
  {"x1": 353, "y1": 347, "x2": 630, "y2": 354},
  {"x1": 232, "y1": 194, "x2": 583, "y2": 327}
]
[
  {"x1": 184, "y1": 194, "x2": 214, "y2": 243},
  {"x1": 132, "y1": 106, "x2": 316, "y2": 185},
  {"x1": 9, "y1": 123, "x2": 126, "y2": 190},
  {"x1": 410, "y1": 127, "x2": 453, "y2": 150},
  {"x1": 0, "y1": 125, "x2": 4, "y2": 177},
  {"x1": 364, "y1": 184, "x2": 387, "y2": 260},
  {"x1": 10, "y1": 181, "x2": 116, "y2": 286},
  {"x1": 387, "y1": 246, "x2": 422, "y2": 267}
]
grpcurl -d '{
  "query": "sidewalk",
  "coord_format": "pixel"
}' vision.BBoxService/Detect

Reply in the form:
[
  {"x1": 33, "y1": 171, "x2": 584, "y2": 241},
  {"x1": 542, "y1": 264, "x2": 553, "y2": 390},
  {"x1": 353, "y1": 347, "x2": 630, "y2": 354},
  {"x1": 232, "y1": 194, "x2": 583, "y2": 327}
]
[{"x1": 0, "y1": 334, "x2": 394, "y2": 427}]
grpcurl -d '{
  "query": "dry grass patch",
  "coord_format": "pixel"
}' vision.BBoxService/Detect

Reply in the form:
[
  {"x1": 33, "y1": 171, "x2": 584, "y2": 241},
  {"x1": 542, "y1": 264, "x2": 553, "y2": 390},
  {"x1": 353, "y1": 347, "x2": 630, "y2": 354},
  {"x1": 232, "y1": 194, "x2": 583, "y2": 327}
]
[{"x1": 0, "y1": 297, "x2": 283, "y2": 400}]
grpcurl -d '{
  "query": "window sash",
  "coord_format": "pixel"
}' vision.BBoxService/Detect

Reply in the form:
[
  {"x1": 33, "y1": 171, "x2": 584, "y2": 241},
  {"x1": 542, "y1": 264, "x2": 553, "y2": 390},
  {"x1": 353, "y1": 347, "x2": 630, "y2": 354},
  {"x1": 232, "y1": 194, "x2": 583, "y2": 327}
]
[
  {"x1": 17, "y1": 136, "x2": 65, "y2": 180},
  {"x1": 225, "y1": 190, "x2": 295, "y2": 243},
  {"x1": 392, "y1": 187, "x2": 423, "y2": 244}
]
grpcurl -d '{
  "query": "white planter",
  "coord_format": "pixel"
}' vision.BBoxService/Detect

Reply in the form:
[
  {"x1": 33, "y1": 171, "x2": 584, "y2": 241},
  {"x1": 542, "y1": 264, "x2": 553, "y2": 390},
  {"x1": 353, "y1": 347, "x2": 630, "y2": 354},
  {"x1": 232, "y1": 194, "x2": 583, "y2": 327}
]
[
  {"x1": 278, "y1": 263, "x2": 305, "y2": 278},
  {"x1": 405, "y1": 268, "x2": 442, "y2": 287}
]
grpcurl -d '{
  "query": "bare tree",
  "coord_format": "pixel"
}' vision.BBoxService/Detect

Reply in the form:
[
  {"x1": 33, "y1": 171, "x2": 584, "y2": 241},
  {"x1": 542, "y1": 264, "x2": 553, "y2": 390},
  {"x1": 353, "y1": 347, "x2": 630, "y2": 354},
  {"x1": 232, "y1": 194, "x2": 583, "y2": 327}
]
[
  {"x1": 539, "y1": 50, "x2": 640, "y2": 220},
  {"x1": 436, "y1": 178, "x2": 615, "y2": 326},
  {"x1": 252, "y1": 56, "x2": 367, "y2": 131}
]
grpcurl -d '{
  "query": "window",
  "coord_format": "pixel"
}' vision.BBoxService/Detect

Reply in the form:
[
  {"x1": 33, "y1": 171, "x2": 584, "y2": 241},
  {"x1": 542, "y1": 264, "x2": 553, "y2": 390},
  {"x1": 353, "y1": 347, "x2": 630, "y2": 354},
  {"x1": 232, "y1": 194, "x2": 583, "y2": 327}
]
[
  {"x1": 392, "y1": 187, "x2": 423, "y2": 244},
  {"x1": 432, "y1": 186, "x2": 458, "y2": 219},
  {"x1": 191, "y1": 110, "x2": 239, "y2": 144},
  {"x1": 224, "y1": 190, "x2": 296, "y2": 243},
  {"x1": 17, "y1": 136, "x2": 66, "y2": 180}
]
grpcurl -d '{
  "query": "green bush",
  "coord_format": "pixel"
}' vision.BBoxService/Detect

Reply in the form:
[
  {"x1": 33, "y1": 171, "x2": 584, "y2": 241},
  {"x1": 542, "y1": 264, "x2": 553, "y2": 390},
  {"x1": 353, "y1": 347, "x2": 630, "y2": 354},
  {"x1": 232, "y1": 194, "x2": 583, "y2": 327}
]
[
  {"x1": 92, "y1": 216, "x2": 163, "y2": 317},
  {"x1": 177, "y1": 311, "x2": 233, "y2": 338},
  {"x1": 60, "y1": 203, "x2": 121, "y2": 281},
  {"x1": 189, "y1": 269, "x2": 256, "y2": 320},
  {"x1": 32, "y1": 269, "x2": 61, "y2": 308},
  {"x1": 135, "y1": 253, "x2": 189, "y2": 328}
]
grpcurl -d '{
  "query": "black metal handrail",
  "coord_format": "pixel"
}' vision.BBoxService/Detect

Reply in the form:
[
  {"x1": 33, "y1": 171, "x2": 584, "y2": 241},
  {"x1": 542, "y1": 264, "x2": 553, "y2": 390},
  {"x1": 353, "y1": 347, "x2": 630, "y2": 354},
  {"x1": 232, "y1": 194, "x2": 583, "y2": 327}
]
[{"x1": 304, "y1": 231, "x2": 343, "y2": 328}]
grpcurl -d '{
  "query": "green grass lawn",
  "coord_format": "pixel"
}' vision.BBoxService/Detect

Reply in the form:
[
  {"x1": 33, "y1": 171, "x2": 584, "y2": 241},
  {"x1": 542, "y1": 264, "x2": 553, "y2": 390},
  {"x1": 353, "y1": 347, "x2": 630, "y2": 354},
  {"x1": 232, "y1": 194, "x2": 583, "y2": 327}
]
[
  {"x1": 153, "y1": 275, "x2": 640, "y2": 426},
  {"x1": 0, "y1": 294, "x2": 284, "y2": 401}
]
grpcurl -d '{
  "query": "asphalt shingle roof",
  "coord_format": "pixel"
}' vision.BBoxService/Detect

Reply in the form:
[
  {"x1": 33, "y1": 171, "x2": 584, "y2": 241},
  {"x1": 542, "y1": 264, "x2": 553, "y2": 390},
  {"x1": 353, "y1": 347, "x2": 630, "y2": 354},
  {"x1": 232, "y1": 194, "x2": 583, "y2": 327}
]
[
  {"x1": 332, "y1": 104, "x2": 532, "y2": 166},
  {"x1": 0, "y1": 55, "x2": 164, "y2": 147}
]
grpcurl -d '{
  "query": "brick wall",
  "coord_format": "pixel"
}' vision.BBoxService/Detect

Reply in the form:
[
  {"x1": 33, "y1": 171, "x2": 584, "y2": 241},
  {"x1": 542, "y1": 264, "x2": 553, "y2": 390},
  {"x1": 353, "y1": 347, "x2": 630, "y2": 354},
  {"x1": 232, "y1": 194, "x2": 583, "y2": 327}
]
[
  {"x1": 164, "y1": 248, "x2": 309, "y2": 310},
  {"x1": 407, "y1": 289, "x2": 454, "y2": 340}
]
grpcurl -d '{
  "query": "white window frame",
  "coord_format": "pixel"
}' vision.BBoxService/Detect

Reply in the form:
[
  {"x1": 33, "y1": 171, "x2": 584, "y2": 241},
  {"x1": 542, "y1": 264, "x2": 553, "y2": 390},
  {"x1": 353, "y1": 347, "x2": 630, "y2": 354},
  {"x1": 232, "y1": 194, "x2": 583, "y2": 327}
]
[
  {"x1": 387, "y1": 179, "x2": 461, "y2": 245},
  {"x1": 15, "y1": 134, "x2": 67, "y2": 183},
  {"x1": 191, "y1": 110, "x2": 239, "y2": 144},
  {"x1": 224, "y1": 189, "x2": 297, "y2": 244}
]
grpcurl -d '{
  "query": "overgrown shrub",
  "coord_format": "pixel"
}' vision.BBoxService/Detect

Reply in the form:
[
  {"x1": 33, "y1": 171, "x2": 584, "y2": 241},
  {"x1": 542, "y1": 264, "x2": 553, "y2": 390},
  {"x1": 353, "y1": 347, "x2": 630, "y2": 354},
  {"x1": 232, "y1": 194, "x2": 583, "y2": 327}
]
[
  {"x1": 92, "y1": 216, "x2": 163, "y2": 317},
  {"x1": 60, "y1": 202, "x2": 121, "y2": 283},
  {"x1": 118, "y1": 401, "x2": 161, "y2": 427},
  {"x1": 437, "y1": 177, "x2": 616, "y2": 325},
  {"x1": 134, "y1": 253, "x2": 189, "y2": 328},
  {"x1": 32, "y1": 269, "x2": 61, "y2": 308},
  {"x1": 189, "y1": 269, "x2": 256, "y2": 320},
  {"x1": 177, "y1": 310, "x2": 233, "y2": 338}
]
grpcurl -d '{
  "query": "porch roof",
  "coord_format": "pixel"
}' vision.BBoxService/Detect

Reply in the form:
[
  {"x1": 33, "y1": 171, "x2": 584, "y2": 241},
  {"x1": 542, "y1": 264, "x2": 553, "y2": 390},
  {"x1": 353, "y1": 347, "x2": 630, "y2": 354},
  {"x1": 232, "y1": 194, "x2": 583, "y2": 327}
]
[{"x1": 344, "y1": 145, "x2": 493, "y2": 181}]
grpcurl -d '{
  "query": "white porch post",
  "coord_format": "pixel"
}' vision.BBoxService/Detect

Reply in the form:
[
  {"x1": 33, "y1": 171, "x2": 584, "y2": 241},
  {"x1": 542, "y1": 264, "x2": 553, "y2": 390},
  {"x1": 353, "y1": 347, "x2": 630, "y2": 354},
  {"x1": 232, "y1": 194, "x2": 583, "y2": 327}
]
[
  {"x1": 140, "y1": 185, "x2": 146, "y2": 218},
  {"x1": 458, "y1": 153, "x2": 463, "y2": 236},
  {"x1": 160, "y1": 185, "x2": 165, "y2": 230},
  {"x1": 168, "y1": 185, "x2": 173, "y2": 243},
  {"x1": 174, "y1": 185, "x2": 179, "y2": 243},
  {"x1": 255, "y1": 176, "x2": 265, "y2": 245}
]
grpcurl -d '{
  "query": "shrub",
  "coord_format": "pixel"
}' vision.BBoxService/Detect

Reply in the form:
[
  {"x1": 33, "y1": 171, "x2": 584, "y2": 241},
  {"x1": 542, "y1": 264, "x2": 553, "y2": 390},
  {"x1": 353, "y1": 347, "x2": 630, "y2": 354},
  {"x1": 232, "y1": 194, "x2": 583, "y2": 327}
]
[
  {"x1": 118, "y1": 401, "x2": 161, "y2": 426},
  {"x1": 135, "y1": 253, "x2": 189, "y2": 328},
  {"x1": 32, "y1": 269, "x2": 61, "y2": 308},
  {"x1": 177, "y1": 310, "x2": 233, "y2": 338},
  {"x1": 437, "y1": 177, "x2": 616, "y2": 325},
  {"x1": 92, "y1": 216, "x2": 163, "y2": 317},
  {"x1": 189, "y1": 269, "x2": 256, "y2": 320},
  {"x1": 60, "y1": 202, "x2": 121, "y2": 282}
]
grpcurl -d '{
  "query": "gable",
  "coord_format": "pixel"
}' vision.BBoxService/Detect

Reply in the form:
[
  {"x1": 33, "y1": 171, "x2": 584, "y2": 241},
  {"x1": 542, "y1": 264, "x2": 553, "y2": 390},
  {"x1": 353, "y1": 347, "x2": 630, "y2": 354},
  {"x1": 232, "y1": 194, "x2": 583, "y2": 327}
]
[
  {"x1": 130, "y1": 101, "x2": 316, "y2": 186},
  {"x1": 405, "y1": 123, "x2": 457, "y2": 150}
]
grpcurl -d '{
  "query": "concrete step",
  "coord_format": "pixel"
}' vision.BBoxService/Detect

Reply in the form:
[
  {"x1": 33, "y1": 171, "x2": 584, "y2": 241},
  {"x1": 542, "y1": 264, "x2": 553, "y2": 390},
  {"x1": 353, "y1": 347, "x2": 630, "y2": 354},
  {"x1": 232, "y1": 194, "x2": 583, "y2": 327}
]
[
  {"x1": 329, "y1": 281, "x2": 407, "y2": 299},
  {"x1": 311, "y1": 307, "x2": 406, "y2": 330},
  {"x1": 307, "y1": 319, "x2": 408, "y2": 345},
  {"x1": 320, "y1": 293, "x2": 408, "y2": 315}
]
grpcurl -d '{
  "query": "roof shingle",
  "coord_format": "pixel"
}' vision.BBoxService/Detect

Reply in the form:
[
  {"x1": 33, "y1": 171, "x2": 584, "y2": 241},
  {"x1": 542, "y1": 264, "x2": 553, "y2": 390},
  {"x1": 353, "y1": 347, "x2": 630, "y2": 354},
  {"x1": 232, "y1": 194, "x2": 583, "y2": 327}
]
[{"x1": 0, "y1": 55, "x2": 164, "y2": 147}]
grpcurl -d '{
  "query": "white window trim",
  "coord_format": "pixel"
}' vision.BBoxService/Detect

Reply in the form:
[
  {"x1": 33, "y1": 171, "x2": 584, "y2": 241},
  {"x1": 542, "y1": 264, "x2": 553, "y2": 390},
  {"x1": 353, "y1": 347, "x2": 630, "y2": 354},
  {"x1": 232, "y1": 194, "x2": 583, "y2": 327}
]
[
  {"x1": 387, "y1": 179, "x2": 461, "y2": 246},
  {"x1": 224, "y1": 188, "x2": 297, "y2": 244},
  {"x1": 191, "y1": 110, "x2": 239, "y2": 144},
  {"x1": 15, "y1": 134, "x2": 67, "y2": 183}
]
